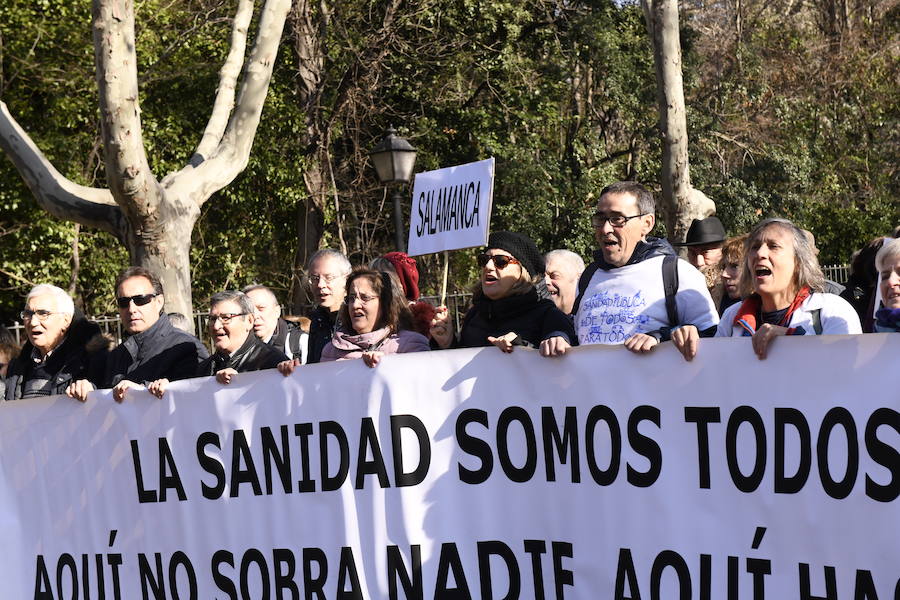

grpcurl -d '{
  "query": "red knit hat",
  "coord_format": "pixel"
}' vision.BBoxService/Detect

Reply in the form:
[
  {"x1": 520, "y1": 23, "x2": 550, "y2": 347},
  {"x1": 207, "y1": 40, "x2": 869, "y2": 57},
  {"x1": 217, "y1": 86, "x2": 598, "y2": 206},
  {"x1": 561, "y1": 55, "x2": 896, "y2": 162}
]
[{"x1": 383, "y1": 252, "x2": 420, "y2": 301}]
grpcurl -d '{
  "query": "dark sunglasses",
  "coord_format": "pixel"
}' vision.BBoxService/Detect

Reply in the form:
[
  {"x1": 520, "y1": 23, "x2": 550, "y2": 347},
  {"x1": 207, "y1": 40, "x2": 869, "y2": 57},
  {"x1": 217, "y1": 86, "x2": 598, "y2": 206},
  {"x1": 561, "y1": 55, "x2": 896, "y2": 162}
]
[
  {"x1": 116, "y1": 293, "x2": 159, "y2": 309},
  {"x1": 477, "y1": 253, "x2": 521, "y2": 269}
]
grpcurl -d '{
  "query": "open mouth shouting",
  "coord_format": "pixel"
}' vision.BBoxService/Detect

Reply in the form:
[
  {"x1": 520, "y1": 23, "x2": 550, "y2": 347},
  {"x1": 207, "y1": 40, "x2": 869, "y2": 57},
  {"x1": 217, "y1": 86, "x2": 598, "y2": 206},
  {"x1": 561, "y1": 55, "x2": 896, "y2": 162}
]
[{"x1": 754, "y1": 266, "x2": 773, "y2": 281}]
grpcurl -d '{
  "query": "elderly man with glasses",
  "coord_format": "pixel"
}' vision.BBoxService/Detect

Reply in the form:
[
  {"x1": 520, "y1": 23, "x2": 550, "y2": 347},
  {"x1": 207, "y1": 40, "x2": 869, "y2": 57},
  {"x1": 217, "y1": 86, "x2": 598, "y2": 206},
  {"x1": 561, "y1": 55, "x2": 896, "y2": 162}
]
[
  {"x1": 562, "y1": 181, "x2": 719, "y2": 361},
  {"x1": 304, "y1": 249, "x2": 351, "y2": 364},
  {"x1": 5, "y1": 284, "x2": 108, "y2": 400},
  {"x1": 68, "y1": 266, "x2": 209, "y2": 402},
  {"x1": 147, "y1": 291, "x2": 287, "y2": 397}
]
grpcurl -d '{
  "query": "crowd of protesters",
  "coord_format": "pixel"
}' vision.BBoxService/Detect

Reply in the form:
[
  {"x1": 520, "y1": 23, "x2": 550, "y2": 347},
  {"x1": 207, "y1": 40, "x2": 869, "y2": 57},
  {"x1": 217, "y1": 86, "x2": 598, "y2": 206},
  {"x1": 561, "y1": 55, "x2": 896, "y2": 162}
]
[{"x1": 1, "y1": 181, "x2": 898, "y2": 402}]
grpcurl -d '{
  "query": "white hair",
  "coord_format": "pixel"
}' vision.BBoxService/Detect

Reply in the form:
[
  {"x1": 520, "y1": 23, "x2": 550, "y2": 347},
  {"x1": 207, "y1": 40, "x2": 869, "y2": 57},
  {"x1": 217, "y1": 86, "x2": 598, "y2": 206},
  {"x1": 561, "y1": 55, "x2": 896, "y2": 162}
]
[
  {"x1": 875, "y1": 238, "x2": 900, "y2": 272},
  {"x1": 26, "y1": 284, "x2": 75, "y2": 315},
  {"x1": 308, "y1": 248, "x2": 351, "y2": 274},
  {"x1": 545, "y1": 249, "x2": 586, "y2": 275}
]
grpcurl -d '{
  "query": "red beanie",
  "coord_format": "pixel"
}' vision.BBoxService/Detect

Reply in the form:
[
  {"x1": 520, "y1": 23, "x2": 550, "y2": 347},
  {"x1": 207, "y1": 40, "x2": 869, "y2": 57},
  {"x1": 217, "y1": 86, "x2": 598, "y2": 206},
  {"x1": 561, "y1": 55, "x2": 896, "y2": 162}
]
[{"x1": 383, "y1": 252, "x2": 420, "y2": 301}]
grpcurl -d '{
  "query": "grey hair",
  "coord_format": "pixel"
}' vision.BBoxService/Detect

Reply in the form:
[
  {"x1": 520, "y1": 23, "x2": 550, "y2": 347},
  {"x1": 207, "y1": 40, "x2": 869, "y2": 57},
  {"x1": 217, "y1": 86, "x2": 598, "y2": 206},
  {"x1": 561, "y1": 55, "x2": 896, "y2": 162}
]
[
  {"x1": 875, "y1": 238, "x2": 900, "y2": 272},
  {"x1": 26, "y1": 284, "x2": 75, "y2": 315},
  {"x1": 598, "y1": 181, "x2": 655, "y2": 215},
  {"x1": 166, "y1": 312, "x2": 191, "y2": 332},
  {"x1": 545, "y1": 249, "x2": 586, "y2": 275},
  {"x1": 307, "y1": 248, "x2": 351, "y2": 274},
  {"x1": 209, "y1": 291, "x2": 256, "y2": 316},
  {"x1": 369, "y1": 257, "x2": 396, "y2": 274},
  {"x1": 739, "y1": 218, "x2": 826, "y2": 297}
]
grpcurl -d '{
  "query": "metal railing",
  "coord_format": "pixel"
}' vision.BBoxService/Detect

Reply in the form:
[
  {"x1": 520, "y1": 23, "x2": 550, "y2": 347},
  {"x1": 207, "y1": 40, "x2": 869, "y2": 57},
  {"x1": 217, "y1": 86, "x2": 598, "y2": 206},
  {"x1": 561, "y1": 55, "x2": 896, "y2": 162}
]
[
  {"x1": 5, "y1": 267, "x2": 854, "y2": 347},
  {"x1": 822, "y1": 264, "x2": 850, "y2": 285},
  {"x1": 4, "y1": 296, "x2": 477, "y2": 348}
]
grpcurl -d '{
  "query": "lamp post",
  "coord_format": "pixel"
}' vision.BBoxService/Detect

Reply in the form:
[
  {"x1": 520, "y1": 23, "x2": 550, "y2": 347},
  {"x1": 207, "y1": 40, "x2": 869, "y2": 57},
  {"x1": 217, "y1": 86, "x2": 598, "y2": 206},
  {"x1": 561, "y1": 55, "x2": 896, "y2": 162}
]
[{"x1": 369, "y1": 126, "x2": 417, "y2": 252}]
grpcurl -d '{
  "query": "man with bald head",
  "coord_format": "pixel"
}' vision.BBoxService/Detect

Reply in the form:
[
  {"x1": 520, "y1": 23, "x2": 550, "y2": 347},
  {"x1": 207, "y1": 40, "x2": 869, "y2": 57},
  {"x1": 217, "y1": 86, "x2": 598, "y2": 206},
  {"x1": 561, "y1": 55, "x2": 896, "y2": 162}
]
[
  {"x1": 242, "y1": 284, "x2": 307, "y2": 362},
  {"x1": 544, "y1": 249, "x2": 585, "y2": 315},
  {"x1": 5, "y1": 284, "x2": 107, "y2": 400}
]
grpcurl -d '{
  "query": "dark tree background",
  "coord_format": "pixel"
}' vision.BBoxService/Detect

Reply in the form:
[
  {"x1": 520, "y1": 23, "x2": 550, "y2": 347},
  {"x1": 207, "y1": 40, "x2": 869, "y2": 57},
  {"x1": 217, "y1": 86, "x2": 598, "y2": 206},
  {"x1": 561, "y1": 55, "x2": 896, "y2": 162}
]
[{"x1": 1, "y1": 0, "x2": 896, "y2": 321}]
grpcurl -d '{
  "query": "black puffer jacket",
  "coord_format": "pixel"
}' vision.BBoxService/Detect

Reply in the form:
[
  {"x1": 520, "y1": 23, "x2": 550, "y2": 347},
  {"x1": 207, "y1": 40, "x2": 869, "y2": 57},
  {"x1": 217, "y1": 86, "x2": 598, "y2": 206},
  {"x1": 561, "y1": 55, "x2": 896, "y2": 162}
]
[
  {"x1": 458, "y1": 288, "x2": 576, "y2": 349},
  {"x1": 5, "y1": 316, "x2": 109, "y2": 400},
  {"x1": 197, "y1": 333, "x2": 288, "y2": 376},
  {"x1": 104, "y1": 313, "x2": 209, "y2": 387}
]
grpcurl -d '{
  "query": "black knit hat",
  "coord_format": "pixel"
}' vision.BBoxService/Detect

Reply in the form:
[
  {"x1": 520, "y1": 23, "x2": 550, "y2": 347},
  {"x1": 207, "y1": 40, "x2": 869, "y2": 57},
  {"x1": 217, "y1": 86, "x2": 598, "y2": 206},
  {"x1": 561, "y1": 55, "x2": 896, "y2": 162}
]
[{"x1": 485, "y1": 231, "x2": 545, "y2": 277}]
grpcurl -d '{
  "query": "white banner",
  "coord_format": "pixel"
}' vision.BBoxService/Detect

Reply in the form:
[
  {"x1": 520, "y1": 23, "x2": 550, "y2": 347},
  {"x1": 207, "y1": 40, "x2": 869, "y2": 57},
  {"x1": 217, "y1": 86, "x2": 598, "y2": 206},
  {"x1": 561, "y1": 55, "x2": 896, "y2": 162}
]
[
  {"x1": 407, "y1": 158, "x2": 494, "y2": 256},
  {"x1": 1, "y1": 334, "x2": 898, "y2": 599}
]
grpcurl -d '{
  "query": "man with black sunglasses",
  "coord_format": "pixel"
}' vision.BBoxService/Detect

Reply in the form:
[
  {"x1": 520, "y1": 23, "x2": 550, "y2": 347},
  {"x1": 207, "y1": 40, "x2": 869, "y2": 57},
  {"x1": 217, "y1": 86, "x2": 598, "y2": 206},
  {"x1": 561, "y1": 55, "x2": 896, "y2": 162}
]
[{"x1": 68, "y1": 266, "x2": 208, "y2": 402}]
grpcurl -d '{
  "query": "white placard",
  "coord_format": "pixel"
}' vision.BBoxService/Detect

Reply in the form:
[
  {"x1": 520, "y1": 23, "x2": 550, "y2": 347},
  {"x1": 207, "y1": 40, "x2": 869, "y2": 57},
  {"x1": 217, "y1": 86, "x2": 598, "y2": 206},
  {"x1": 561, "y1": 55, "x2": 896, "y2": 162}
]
[
  {"x1": 407, "y1": 157, "x2": 494, "y2": 256},
  {"x1": 1, "y1": 334, "x2": 898, "y2": 598}
]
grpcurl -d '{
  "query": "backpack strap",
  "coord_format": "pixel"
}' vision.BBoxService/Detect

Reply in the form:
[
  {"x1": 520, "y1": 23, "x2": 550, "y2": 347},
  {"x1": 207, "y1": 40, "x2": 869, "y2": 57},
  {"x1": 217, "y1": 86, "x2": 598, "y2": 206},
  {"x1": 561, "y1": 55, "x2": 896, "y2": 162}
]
[
  {"x1": 810, "y1": 308, "x2": 822, "y2": 335},
  {"x1": 662, "y1": 253, "x2": 679, "y2": 327},
  {"x1": 287, "y1": 328, "x2": 308, "y2": 363},
  {"x1": 571, "y1": 260, "x2": 602, "y2": 318}
]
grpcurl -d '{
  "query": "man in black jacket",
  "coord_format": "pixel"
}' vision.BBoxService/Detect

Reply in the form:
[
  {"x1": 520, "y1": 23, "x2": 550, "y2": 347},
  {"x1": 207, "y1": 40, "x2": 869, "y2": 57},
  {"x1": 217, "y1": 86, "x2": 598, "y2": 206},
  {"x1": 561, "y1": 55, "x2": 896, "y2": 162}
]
[
  {"x1": 5, "y1": 284, "x2": 108, "y2": 401},
  {"x1": 148, "y1": 291, "x2": 287, "y2": 397},
  {"x1": 305, "y1": 249, "x2": 351, "y2": 363},
  {"x1": 242, "y1": 284, "x2": 307, "y2": 362},
  {"x1": 69, "y1": 267, "x2": 208, "y2": 402}
]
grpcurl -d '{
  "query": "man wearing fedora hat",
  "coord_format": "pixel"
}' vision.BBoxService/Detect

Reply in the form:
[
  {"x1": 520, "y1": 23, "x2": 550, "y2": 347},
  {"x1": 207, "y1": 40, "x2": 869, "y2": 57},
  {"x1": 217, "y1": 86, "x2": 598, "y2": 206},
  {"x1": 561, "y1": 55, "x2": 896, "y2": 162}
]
[{"x1": 675, "y1": 216, "x2": 727, "y2": 269}]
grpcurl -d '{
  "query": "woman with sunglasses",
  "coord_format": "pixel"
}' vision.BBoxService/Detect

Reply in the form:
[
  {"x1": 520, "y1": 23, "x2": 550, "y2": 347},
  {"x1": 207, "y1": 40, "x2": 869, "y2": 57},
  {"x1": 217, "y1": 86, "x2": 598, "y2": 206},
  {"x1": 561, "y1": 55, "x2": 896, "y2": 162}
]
[
  {"x1": 280, "y1": 269, "x2": 430, "y2": 371},
  {"x1": 430, "y1": 231, "x2": 575, "y2": 355}
]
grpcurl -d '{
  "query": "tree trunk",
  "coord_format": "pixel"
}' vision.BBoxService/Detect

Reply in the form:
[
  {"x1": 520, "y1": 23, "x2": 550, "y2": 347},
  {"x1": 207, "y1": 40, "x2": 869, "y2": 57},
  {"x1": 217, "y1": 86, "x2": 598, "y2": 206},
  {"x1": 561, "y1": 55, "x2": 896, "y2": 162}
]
[
  {"x1": 124, "y1": 193, "x2": 200, "y2": 321},
  {"x1": 641, "y1": 0, "x2": 712, "y2": 243},
  {"x1": 0, "y1": 0, "x2": 291, "y2": 331},
  {"x1": 287, "y1": 0, "x2": 329, "y2": 315}
]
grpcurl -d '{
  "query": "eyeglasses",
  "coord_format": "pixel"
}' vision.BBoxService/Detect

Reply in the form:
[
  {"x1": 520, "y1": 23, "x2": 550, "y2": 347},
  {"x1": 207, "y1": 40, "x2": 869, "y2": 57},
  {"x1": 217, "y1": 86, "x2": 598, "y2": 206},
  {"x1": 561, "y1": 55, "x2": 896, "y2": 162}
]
[
  {"x1": 591, "y1": 213, "x2": 645, "y2": 228},
  {"x1": 116, "y1": 293, "x2": 159, "y2": 309},
  {"x1": 307, "y1": 273, "x2": 347, "y2": 286},
  {"x1": 208, "y1": 313, "x2": 247, "y2": 325},
  {"x1": 346, "y1": 293, "x2": 378, "y2": 305},
  {"x1": 477, "y1": 254, "x2": 521, "y2": 269},
  {"x1": 20, "y1": 309, "x2": 60, "y2": 322}
]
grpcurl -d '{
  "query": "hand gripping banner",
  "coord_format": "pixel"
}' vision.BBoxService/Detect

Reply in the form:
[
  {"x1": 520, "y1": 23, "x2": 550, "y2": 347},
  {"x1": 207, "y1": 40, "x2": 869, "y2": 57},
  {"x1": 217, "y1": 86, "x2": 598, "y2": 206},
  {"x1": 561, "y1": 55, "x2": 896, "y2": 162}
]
[{"x1": 1, "y1": 334, "x2": 898, "y2": 599}]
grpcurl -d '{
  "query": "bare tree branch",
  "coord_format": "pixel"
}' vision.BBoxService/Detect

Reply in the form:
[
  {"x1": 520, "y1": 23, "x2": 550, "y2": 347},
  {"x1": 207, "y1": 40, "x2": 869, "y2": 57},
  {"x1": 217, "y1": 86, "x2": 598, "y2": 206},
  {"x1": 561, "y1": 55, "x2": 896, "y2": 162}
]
[
  {"x1": 192, "y1": 0, "x2": 255, "y2": 163},
  {"x1": 0, "y1": 101, "x2": 125, "y2": 238},
  {"x1": 92, "y1": 0, "x2": 161, "y2": 223},
  {"x1": 165, "y1": 0, "x2": 292, "y2": 204}
]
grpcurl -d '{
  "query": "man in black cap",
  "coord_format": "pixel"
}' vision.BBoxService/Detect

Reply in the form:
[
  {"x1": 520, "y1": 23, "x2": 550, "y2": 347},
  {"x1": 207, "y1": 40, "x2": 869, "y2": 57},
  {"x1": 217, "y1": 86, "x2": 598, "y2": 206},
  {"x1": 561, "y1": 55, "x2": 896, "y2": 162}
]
[{"x1": 676, "y1": 216, "x2": 727, "y2": 270}]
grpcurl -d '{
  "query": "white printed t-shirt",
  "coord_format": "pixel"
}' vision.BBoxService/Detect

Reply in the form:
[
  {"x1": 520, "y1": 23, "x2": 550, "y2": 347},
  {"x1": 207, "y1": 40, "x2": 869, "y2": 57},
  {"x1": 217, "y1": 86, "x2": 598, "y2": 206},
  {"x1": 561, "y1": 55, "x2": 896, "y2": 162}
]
[{"x1": 574, "y1": 255, "x2": 719, "y2": 345}]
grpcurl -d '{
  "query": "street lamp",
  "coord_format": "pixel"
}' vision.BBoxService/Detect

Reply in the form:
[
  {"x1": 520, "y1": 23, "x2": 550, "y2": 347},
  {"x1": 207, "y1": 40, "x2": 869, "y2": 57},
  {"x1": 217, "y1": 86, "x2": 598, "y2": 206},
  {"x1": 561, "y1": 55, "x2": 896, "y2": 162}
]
[{"x1": 370, "y1": 126, "x2": 417, "y2": 252}]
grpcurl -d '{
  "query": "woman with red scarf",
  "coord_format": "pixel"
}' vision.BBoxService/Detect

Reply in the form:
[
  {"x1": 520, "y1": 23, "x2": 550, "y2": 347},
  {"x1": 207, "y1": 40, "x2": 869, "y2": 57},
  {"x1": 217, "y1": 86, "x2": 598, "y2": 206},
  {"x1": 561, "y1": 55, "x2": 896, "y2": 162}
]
[{"x1": 715, "y1": 218, "x2": 861, "y2": 358}]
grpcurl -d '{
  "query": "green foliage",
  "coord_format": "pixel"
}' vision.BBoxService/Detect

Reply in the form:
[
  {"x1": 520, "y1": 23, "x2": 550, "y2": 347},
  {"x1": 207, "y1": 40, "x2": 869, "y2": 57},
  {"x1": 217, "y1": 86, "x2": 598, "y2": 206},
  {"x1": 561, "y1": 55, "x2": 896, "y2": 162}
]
[{"x1": 1, "y1": 0, "x2": 895, "y2": 322}]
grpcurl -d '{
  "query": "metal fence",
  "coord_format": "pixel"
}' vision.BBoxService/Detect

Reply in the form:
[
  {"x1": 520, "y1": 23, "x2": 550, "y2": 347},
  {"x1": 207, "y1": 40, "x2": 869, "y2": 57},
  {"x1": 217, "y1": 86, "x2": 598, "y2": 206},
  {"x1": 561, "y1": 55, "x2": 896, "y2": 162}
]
[
  {"x1": 6, "y1": 313, "x2": 213, "y2": 347},
  {"x1": 822, "y1": 264, "x2": 851, "y2": 285},
  {"x1": 4, "y1": 295, "x2": 476, "y2": 348},
  {"x1": 3, "y1": 267, "x2": 852, "y2": 347}
]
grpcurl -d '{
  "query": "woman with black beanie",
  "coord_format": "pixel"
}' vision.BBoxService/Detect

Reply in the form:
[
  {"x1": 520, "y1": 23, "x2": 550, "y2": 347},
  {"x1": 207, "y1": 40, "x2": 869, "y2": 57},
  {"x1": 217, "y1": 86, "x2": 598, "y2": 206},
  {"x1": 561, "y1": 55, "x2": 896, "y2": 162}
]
[{"x1": 430, "y1": 231, "x2": 575, "y2": 354}]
